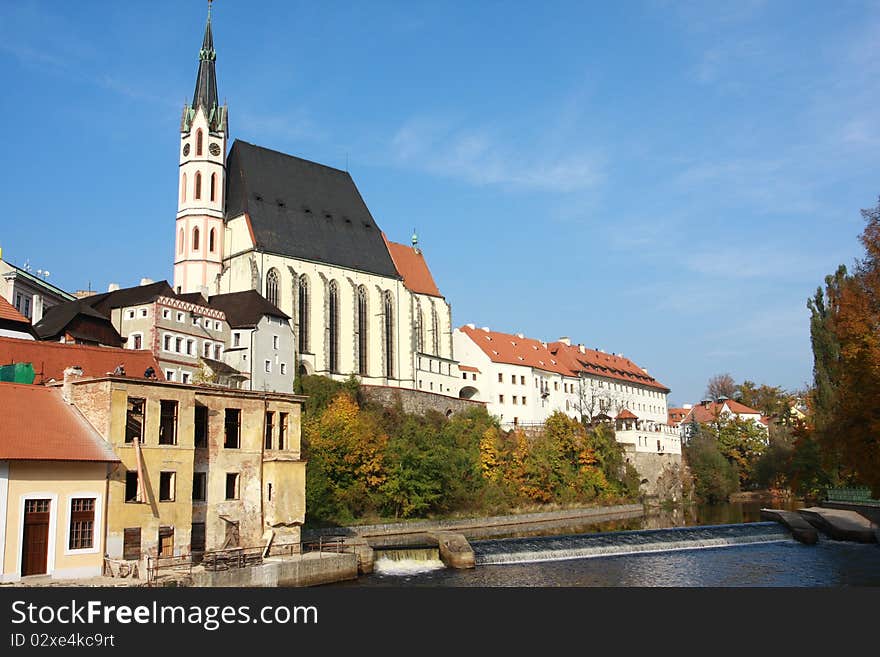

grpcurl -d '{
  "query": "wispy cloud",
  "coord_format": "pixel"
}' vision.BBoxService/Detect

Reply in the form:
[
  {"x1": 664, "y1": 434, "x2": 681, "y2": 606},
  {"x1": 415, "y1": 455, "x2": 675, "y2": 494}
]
[{"x1": 390, "y1": 116, "x2": 603, "y2": 193}]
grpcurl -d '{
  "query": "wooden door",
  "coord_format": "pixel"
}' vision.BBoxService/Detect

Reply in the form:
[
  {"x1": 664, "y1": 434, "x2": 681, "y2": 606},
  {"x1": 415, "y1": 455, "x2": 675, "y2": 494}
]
[
  {"x1": 158, "y1": 526, "x2": 174, "y2": 557},
  {"x1": 22, "y1": 499, "x2": 50, "y2": 576}
]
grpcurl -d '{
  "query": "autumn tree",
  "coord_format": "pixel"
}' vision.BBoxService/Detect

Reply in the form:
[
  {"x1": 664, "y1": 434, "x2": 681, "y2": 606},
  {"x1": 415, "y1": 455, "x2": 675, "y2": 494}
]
[{"x1": 705, "y1": 373, "x2": 736, "y2": 401}]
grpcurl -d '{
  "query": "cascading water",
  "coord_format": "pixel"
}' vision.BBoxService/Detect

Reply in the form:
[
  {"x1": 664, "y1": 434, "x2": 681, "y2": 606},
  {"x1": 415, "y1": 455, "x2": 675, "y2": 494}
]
[
  {"x1": 373, "y1": 546, "x2": 445, "y2": 575},
  {"x1": 474, "y1": 522, "x2": 793, "y2": 565}
]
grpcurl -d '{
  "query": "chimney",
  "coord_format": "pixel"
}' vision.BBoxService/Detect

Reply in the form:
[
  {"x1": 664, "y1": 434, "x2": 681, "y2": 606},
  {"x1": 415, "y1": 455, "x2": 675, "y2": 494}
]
[
  {"x1": 466, "y1": 323, "x2": 476, "y2": 330},
  {"x1": 558, "y1": 337, "x2": 571, "y2": 346},
  {"x1": 139, "y1": 278, "x2": 154, "y2": 286},
  {"x1": 108, "y1": 283, "x2": 120, "y2": 292},
  {"x1": 481, "y1": 327, "x2": 490, "y2": 332},
  {"x1": 683, "y1": 403, "x2": 693, "y2": 409},
  {"x1": 62, "y1": 366, "x2": 83, "y2": 404},
  {"x1": 579, "y1": 345, "x2": 586, "y2": 354},
  {"x1": 701, "y1": 399, "x2": 712, "y2": 407},
  {"x1": 516, "y1": 332, "x2": 524, "y2": 339}
]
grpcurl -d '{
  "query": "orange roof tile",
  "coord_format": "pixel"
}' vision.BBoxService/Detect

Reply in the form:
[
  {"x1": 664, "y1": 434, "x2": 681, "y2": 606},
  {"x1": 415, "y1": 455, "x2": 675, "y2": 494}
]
[
  {"x1": 458, "y1": 364, "x2": 481, "y2": 373},
  {"x1": 458, "y1": 325, "x2": 573, "y2": 376},
  {"x1": 384, "y1": 237, "x2": 442, "y2": 297},
  {"x1": 0, "y1": 296, "x2": 29, "y2": 324},
  {"x1": 616, "y1": 408, "x2": 638, "y2": 420},
  {"x1": 684, "y1": 399, "x2": 761, "y2": 424},
  {"x1": 0, "y1": 383, "x2": 119, "y2": 462},
  {"x1": 547, "y1": 340, "x2": 669, "y2": 392},
  {"x1": 0, "y1": 336, "x2": 164, "y2": 384}
]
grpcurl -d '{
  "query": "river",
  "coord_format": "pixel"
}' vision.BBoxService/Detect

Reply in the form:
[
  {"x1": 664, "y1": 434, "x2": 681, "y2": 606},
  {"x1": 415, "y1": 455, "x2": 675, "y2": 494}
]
[{"x1": 331, "y1": 500, "x2": 880, "y2": 587}]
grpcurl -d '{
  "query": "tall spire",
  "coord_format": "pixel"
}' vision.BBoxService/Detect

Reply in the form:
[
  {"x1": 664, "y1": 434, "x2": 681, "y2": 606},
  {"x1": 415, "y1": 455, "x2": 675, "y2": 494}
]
[{"x1": 192, "y1": 1, "x2": 218, "y2": 113}]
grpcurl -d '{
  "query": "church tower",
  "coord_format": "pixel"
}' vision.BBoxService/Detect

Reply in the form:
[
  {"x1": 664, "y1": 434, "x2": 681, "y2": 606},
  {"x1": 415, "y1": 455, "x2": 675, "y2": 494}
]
[{"x1": 174, "y1": 2, "x2": 228, "y2": 295}]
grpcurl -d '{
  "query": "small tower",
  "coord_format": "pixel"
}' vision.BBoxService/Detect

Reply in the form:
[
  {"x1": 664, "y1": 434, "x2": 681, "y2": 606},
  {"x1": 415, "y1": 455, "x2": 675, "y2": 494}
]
[{"x1": 174, "y1": 1, "x2": 228, "y2": 296}]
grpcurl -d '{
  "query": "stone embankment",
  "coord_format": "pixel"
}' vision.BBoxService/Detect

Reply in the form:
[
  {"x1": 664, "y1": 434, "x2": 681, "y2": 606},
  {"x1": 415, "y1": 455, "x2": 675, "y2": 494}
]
[{"x1": 762, "y1": 504, "x2": 878, "y2": 544}]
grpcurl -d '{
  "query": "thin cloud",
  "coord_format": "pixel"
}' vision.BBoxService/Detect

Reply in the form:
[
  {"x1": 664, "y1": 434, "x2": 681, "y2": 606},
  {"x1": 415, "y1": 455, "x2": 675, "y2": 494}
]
[{"x1": 390, "y1": 116, "x2": 603, "y2": 193}]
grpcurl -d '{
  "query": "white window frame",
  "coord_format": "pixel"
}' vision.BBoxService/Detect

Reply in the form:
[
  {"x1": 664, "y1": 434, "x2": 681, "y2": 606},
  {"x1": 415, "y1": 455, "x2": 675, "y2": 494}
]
[
  {"x1": 162, "y1": 309, "x2": 171, "y2": 320},
  {"x1": 176, "y1": 312, "x2": 184, "y2": 323},
  {"x1": 162, "y1": 333, "x2": 173, "y2": 352},
  {"x1": 64, "y1": 492, "x2": 103, "y2": 556},
  {"x1": 280, "y1": 363, "x2": 287, "y2": 375},
  {"x1": 127, "y1": 310, "x2": 135, "y2": 320},
  {"x1": 272, "y1": 335, "x2": 279, "y2": 350},
  {"x1": 140, "y1": 308, "x2": 148, "y2": 318},
  {"x1": 165, "y1": 370, "x2": 176, "y2": 382},
  {"x1": 14, "y1": 492, "x2": 59, "y2": 579},
  {"x1": 129, "y1": 332, "x2": 144, "y2": 350},
  {"x1": 265, "y1": 360, "x2": 272, "y2": 373}
]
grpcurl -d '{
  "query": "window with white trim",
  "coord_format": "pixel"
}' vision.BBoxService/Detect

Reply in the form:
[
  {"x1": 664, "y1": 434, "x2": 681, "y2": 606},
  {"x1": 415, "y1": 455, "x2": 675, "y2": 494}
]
[{"x1": 69, "y1": 497, "x2": 95, "y2": 550}]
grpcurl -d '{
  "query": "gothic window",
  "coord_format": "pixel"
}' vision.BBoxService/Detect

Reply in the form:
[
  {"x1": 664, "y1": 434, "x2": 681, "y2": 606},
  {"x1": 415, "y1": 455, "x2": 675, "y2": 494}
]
[
  {"x1": 298, "y1": 275, "x2": 309, "y2": 354},
  {"x1": 192, "y1": 227, "x2": 200, "y2": 251},
  {"x1": 357, "y1": 285, "x2": 368, "y2": 375},
  {"x1": 210, "y1": 173, "x2": 217, "y2": 202},
  {"x1": 415, "y1": 300, "x2": 425, "y2": 353},
  {"x1": 266, "y1": 268, "x2": 280, "y2": 307},
  {"x1": 431, "y1": 304, "x2": 440, "y2": 356},
  {"x1": 195, "y1": 171, "x2": 202, "y2": 200},
  {"x1": 209, "y1": 228, "x2": 216, "y2": 253},
  {"x1": 181, "y1": 173, "x2": 187, "y2": 203},
  {"x1": 196, "y1": 129, "x2": 203, "y2": 156},
  {"x1": 178, "y1": 228, "x2": 184, "y2": 254},
  {"x1": 328, "y1": 280, "x2": 339, "y2": 373},
  {"x1": 383, "y1": 290, "x2": 394, "y2": 379}
]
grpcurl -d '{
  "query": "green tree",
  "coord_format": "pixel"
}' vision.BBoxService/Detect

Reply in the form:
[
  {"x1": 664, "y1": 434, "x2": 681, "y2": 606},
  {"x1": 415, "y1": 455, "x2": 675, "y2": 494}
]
[{"x1": 683, "y1": 431, "x2": 740, "y2": 504}]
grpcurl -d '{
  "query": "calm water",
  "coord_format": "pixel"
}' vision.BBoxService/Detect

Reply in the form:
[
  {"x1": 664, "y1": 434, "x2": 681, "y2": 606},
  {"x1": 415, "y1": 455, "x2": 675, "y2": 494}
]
[{"x1": 334, "y1": 501, "x2": 880, "y2": 587}]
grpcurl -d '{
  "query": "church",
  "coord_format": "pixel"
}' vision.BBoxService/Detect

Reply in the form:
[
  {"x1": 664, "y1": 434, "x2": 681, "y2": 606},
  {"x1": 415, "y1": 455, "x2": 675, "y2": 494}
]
[{"x1": 173, "y1": 6, "x2": 460, "y2": 396}]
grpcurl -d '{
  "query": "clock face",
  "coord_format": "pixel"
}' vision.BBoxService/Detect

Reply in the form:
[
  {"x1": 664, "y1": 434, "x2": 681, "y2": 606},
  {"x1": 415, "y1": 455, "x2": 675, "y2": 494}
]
[
  {"x1": 209, "y1": 142, "x2": 221, "y2": 156},
  {"x1": 183, "y1": 143, "x2": 191, "y2": 157}
]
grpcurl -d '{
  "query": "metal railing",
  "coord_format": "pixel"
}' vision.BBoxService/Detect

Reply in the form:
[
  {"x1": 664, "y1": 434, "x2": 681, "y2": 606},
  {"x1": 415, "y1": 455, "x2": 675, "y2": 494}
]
[
  {"x1": 825, "y1": 487, "x2": 880, "y2": 506},
  {"x1": 144, "y1": 538, "x2": 351, "y2": 584}
]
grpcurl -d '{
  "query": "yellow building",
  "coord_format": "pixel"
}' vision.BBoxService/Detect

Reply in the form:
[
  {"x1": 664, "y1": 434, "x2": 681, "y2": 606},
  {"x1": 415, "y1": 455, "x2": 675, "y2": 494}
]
[
  {"x1": 0, "y1": 383, "x2": 118, "y2": 583},
  {"x1": 65, "y1": 369, "x2": 306, "y2": 570}
]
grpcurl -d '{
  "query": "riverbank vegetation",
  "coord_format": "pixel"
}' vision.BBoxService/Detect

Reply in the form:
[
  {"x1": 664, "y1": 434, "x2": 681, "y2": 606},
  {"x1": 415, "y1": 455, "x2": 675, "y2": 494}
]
[
  {"x1": 685, "y1": 198, "x2": 880, "y2": 503},
  {"x1": 297, "y1": 376, "x2": 640, "y2": 527}
]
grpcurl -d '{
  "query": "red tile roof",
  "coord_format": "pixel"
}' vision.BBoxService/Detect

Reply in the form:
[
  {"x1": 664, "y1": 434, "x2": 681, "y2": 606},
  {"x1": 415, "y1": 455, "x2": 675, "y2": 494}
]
[
  {"x1": 458, "y1": 364, "x2": 481, "y2": 373},
  {"x1": 384, "y1": 237, "x2": 442, "y2": 297},
  {"x1": 684, "y1": 400, "x2": 761, "y2": 424},
  {"x1": 0, "y1": 383, "x2": 119, "y2": 462},
  {"x1": 0, "y1": 336, "x2": 164, "y2": 384},
  {"x1": 668, "y1": 407, "x2": 689, "y2": 424},
  {"x1": 458, "y1": 326, "x2": 670, "y2": 392},
  {"x1": 616, "y1": 408, "x2": 639, "y2": 420},
  {"x1": 0, "y1": 296, "x2": 29, "y2": 324},
  {"x1": 458, "y1": 325, "x2": 572, "y2": 376},
  {"x1": 547, "y1": 340, "x2": 669, "y2": 392}
]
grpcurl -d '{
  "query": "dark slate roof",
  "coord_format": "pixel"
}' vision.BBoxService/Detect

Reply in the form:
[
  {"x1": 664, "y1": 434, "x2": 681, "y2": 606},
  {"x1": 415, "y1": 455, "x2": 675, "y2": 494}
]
[
  {"x1": 84, "y1": 281, "x2": 175, "y2": 315},
  {"x1": 225, "y1": 140, "x2": 402, "y2": 279},
  {"x1": 192, "y1": 10, "x2": 218, "y2": 114},
  {"x1": 208, "y1": 290, "x2": 289, "y2": 328},
  {"x1": 177, "y1": 292, "x2": 208, "y2": 306},
  {"x1": 33, "y1": 300, "x2": 115, "y2": 340}
]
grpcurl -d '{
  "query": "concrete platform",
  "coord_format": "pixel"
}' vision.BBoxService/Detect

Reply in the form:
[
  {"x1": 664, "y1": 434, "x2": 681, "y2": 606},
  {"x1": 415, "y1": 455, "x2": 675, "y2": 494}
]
[
  {"x1": 798, "y1": 507, "x2": 878, "y2": 543},
  {"x1": 430, "y1": 532, "x2": 475, "y2": 569},
  {"x1": 760, "y1": 509, "x2": 819, "y2": 544}
]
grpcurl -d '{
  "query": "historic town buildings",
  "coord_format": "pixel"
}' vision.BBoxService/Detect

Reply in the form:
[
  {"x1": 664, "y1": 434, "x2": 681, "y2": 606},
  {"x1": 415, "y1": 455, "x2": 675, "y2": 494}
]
[{"x1": 172, "y1": 11, "x2": 457, "y2": 396}]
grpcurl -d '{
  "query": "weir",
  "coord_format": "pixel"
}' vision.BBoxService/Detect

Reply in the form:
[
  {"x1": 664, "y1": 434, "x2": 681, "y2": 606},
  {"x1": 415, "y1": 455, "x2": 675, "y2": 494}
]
[
  {"x1": 372, "y1": 546, "x2": 445, "y2": 575},
  {"x1": 472, "y1": 522, "x2": 793, "y2": 566}
]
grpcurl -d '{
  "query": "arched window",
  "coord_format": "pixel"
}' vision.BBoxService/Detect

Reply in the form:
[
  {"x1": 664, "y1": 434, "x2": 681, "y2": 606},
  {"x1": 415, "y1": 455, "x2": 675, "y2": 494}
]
[
  {"x1": 383, "y1": 290, "x2": 394, "y2": 379},
  {"x1": 181, "y1": 172, "x2": 187, "y2": 203},
  {"x1": 266, "y1": 268, "x2": 279, "y2": 307},
  {"x1": 194, "y1": 171, "x2": 202, "y2": 200},
  {"x1": 210, "y1": 173, "x2": 217, "y2": 202},
  {"x1": 415, "y1": 300, "x2": 425, "y2": 353},
  {"x1": 357, "y1": 286, "x2": 368, "y2": 375},
  {"x1": 209, "y1": 228, "x2": 216, "y2": 253},
  {"x1": 178, "y1": 227, "x2": 184, "y2": 254},
  {"x1": 192, "y1": 227, "x2": 200, "y2": 251},
  {"x1": 431, "y1": 304, "x2": 440, "y2": 356},
  {"x1": 196, "y1": 129, "x2": 203, "y2": 156},
  {"x1": 298, "y1": 275, "x2": 309, "y2": 354},
  {"x1": 328, "y1": 280, "x2": 339, "y2": 373}
]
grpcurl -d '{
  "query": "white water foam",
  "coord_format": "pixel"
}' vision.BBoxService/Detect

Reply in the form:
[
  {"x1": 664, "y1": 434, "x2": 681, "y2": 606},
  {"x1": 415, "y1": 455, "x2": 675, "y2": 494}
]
[
  {"x1": 476, "y1": 533, "x2": 793, "y2": 565},
  {"x1": 374, "y1": 557, "x2": 447, "y2": 576}
]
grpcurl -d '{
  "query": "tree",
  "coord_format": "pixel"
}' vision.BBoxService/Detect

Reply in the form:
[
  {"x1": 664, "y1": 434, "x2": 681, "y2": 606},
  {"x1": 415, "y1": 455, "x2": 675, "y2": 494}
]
[
  {"x1": 705, "y1": 373, "x2": 736, "y2": 401},
  {"x1": 734, "y1": 380, "x2": 792, "y2": 418},
  {"x1": 683, "y1": 431, "x2": 740, "y2": 504},
  {"x1": 807, "y1": 198, "x2": 880, "y2": 496}
]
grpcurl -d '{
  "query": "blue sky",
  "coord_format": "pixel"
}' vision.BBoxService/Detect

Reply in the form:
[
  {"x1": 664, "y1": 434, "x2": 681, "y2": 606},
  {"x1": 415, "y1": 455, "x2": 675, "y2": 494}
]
[{"x1": 1, "y1": 0, "x2": 878, "y2": 404}]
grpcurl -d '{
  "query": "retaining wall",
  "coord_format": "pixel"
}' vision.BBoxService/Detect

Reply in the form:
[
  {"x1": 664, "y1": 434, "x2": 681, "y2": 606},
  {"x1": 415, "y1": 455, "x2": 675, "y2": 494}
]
[
  {"x1": 360, "y1": 385, "x2": 485, "y2": 417},
  {"x1": 190, "y1": 553, "x2": 357, "y2": 587}
]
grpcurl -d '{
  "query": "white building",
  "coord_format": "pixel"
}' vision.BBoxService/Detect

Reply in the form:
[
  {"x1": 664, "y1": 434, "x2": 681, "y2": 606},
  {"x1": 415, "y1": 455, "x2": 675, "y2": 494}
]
[
  {"x1": 208, "y1": 290, "x2": 295, "y2": 393},
  {"x1": 0, "y1": 250, "x2": 75, "y2": 324},
  {"x1": 172, "y1": 8, "x2": 458, "y2": 397},
  {"x1": 453, "y1": 325, "x2": 680, "y2": 454},
  {"x1": 680, "y1": 398, "x2": 769, "y2": 443}
]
